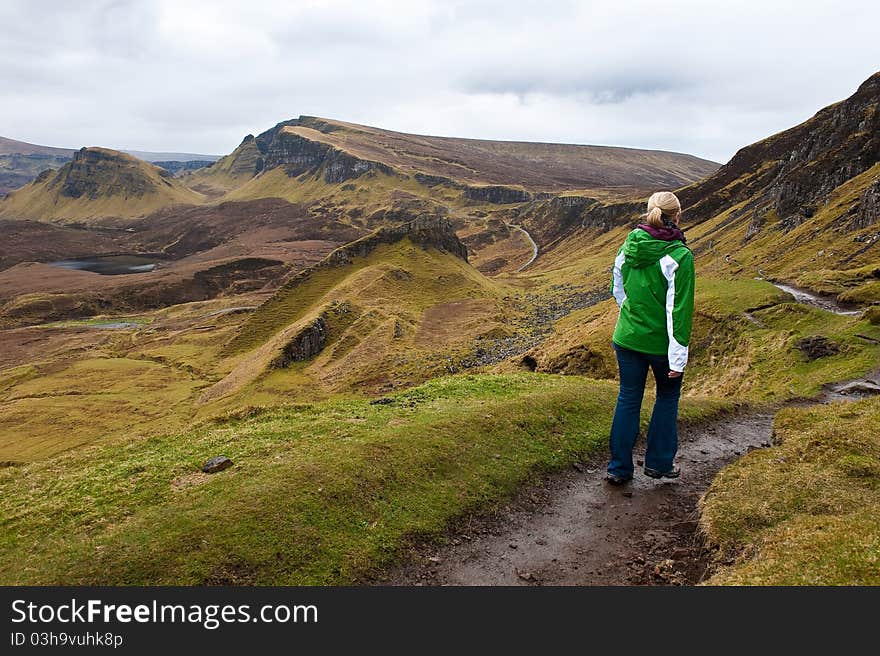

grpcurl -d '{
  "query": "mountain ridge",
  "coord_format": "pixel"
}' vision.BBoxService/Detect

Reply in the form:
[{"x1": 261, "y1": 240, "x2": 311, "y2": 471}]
[{"x1": 194, "y1": 115, "x2": 719, "y2": 196}]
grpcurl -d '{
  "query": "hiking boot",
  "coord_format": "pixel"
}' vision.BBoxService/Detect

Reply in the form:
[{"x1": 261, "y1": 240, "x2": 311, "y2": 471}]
[
  {"x1": 604, "y1": 473, "x2": 632, "y2": 485},
  {"x1": 644, "y1": 465, "x2": 681, "y2": 479}
]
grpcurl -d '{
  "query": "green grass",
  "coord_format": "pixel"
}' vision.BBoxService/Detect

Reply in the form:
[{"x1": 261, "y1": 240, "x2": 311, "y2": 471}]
[
  {"x1": 0, "y1": 373, "x2": 727, "y2": 585},
  {"x1": 700, "y1": 397, "x2": 880, "y2": 585},
  {"x1": 0, "y1": 357, "x2": 206, "y2": 461},
  {"x1": 797, "y1": 264, "x2": 880, "y2": 303},
  {"x1": 686, "y1": 300, "x2": 880, "y2": 402}
]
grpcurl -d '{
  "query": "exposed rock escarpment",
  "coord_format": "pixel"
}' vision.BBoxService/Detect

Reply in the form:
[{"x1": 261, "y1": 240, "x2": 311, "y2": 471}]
[
  {"x1": 506, "y1": 195, "x2": 641, "y2": 252},
  {"x1": 324, "y1": 215, "x2": 468, "y2": 266},
  {"x1": 463, "y1": 185, "x2": 532, "y2": 204},
  {"x1": 511, "y1": 71, "x2": 880, "y2": 254},
  {"x1": 263, "y1": 129, "x2": 393, "y2": 183},
  {"x1": 853, "y1": 178, "x2": 880, "y2": 230}
]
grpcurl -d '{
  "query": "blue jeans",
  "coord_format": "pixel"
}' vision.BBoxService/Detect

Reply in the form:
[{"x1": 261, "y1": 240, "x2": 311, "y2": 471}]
[{"x1": 607, "y1": 342, "x2": 682, "y2": 479}]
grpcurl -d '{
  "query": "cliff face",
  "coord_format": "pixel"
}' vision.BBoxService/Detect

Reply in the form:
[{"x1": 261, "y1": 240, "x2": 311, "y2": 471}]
[
  {"x1": 511, "y1": 72, "x2": 880, "y2": 257},
  {"x1": 263, "y1": 128, "x2": 393, "y2": 183},
  {"x1": 325, "y1": 215, "x2": 468, "y2": 266},
  {"x1": 463, "y1": 185, "x2": 532, "y2": 204}
]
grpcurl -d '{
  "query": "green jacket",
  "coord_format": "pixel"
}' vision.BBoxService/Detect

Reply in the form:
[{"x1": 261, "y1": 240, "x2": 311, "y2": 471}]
[{"x1": 610, "y1": 228, "x2": 695, "y2": 371}]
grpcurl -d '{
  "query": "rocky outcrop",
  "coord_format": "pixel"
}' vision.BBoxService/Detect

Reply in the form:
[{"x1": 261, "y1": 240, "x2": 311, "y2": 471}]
[
  {"x1": 273, "y1": 315, "x2": 329, "y2": 367},
  {"x1": 201, "y1": 456, "x2": 233, "y2": 473},
  {"x1": 49, "y1": 148, "x2": 161, "y2": 200},
  {"x1": 463, "y1": 185, "x2": 531, "y2": 204},
  {"x1": 262, "y1": 129, "x2": 393, "y2": 183},
  {"x1": 507, "y1": 194, "x2": 640, "y2": 253},
  {"x1": 414, "y1": 172, "x2": 464, "y2": 189},
  {"x1": 326, "y1": 215, "x2": 468, "y2": 265},
  {"x1": 271, "y1": 301, "x2": 354, "y2": 368},
  {"x1": 853, "y1": 178, "x2": 880, "y2": 231},
  {"x1": 796, "y1": 335, "x2": 841, "y2": 361}
]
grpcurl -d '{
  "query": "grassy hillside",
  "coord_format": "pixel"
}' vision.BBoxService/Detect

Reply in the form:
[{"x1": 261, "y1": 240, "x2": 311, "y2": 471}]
[
  {"x1": 207, "y1": 219, "x2": 506, "y2": 404},
  {"x1": 523, "y1": 274, "x2": 880, "y2": 403},
  {"x1": 685, "y1": 162, "x2": 880, "y2": 303},
  {"x1": 0, "y1": 147, "x2": 204, "y2": 222},
  {"x1": 0, "y1": 373, "x2": 730, "y2": 585},
  {"x1": 185, "y1": 135, "x2": 264, "y2": 196},
  {"x1": 701, "y1": 396, "x2": 880, "y2": 585}
]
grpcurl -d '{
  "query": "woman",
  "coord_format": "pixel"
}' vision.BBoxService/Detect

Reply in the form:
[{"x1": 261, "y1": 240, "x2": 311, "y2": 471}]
[{"x1": 606, "y1": 191, "x2": 695, "y2": 485}]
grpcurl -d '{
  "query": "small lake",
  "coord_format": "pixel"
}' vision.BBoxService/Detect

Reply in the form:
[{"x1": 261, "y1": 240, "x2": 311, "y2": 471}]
[{"x1": 51, "y1": 255, "x2": 161, "y2": 275}]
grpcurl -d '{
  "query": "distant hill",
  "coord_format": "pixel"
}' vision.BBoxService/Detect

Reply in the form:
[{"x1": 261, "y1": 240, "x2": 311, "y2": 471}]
[
  {"x1": 0, "y1": 136, "x2": 74, "y2": 157},
  {"x1": 0, "y1": 147, "x2": 204, "y2": 222},
  {"x1": 0, "y1": 137, "x2": 73, "y2": 194},
  {"x1": 192, "y1": 116, "x2": 718, "y2": 198},
  {"x1": 122, "y1": 150, "x2": 220, "y2": 163},
  {"x1": 0, "y1": 136, "x2": 218, "y2": 194}
]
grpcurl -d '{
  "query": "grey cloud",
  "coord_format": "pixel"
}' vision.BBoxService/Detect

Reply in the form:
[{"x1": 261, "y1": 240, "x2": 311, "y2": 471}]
[{"x1": 0, "y1": 0, "x2": 878, "y2": 162}]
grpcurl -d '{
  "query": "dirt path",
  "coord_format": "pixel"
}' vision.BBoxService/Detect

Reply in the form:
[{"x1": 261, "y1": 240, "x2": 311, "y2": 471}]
[
  {"x1": 507, "y1": 224, "x2": 538, "y2": 272},
  {"x1": 384, "y1": 411, "x2": 776, "y2": 585}
]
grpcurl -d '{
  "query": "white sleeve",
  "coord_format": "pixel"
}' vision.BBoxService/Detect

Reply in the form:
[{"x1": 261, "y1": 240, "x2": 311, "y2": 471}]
[
  {"x1": 659, "y1": 254, "x2": 689, "y2": 372},
  {"x1": 612, "y1": 251, "x2": 627, "y2": 308}
]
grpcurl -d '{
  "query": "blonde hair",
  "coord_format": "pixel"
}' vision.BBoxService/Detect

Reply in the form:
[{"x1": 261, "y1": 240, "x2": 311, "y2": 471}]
[{"x1": 645, "y1": 191, "x2": 682, "y2": 228}]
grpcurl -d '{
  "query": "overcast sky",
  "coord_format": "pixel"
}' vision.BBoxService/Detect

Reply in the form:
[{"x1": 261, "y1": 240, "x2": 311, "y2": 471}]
[{"x1": 2, "y1": 0, "x2": 879, "y2": 163}]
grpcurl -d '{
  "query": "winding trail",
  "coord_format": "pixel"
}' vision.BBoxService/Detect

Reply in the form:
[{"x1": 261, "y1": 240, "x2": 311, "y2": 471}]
[{"x1": 508, "y1": 224, "x2": 539, "y2": 272}]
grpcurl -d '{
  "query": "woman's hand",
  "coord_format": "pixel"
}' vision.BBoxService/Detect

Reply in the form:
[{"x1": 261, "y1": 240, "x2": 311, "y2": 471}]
[{"x1": 668, "y1": 370, "x2": 683, "y2": 378}]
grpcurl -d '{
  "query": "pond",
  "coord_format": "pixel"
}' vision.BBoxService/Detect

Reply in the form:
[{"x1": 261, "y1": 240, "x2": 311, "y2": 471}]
[{"x1": 51, "y1": 255, "x2": 161, "y2": 275}]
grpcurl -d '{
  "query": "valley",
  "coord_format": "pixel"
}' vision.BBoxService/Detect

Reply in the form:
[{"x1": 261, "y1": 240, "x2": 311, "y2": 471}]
[{"x1": 0, "y1": 73, "x2": 878, "y2": 586}]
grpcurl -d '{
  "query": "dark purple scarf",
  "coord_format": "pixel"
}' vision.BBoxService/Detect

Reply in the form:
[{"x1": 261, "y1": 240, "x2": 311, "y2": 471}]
[{"x1": 637, "y1": 217, "x2": 687, "y2": 244}]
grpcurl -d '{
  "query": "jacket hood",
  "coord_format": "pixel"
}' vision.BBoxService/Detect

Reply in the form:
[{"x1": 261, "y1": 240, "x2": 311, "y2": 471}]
[{"x1": 623, "y1": 227, "x2": 689, "y2": 268}]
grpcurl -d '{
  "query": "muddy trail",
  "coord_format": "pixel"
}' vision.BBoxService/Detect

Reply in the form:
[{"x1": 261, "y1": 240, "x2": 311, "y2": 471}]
[
  {"x1": 383, "y1": 412, "x2": 772, "y2": 585},
  {"x1": 382, "y1": 372, "x2": 879, "y2": 586}
]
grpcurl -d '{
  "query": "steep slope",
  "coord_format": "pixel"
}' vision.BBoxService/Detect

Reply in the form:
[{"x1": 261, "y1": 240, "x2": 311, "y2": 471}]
[
  {"x1": 185, "y1": 135, "x2": 264, "y2": 196},
  {"x1": 515, "y1": 71, "x2": 880, "y2": 301},
  {"x1": 0, "y1": 147, "x2": 205, "y2": 222},
  {"x1": 202, "y1": 215, "x2": 506, "y2": 404},
  {"x1": 677, "y1": 71, "x2": 880, "y2": 301}
]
